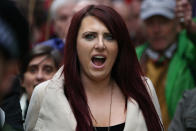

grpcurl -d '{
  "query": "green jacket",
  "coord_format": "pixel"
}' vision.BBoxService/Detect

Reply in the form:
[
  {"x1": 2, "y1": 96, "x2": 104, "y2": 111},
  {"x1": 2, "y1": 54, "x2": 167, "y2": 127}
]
[{"x1": 136, "y1": 30, "x2": 196, "y2": 119}]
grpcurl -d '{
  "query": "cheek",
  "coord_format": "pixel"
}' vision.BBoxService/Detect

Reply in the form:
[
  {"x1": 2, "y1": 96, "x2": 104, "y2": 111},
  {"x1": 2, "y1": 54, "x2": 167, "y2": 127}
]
[
  {"x1": 22, "y1": 73, "x2": 35, "y2": 88},
  {"x1": 108, "y1": 44, "x2": 118, "y2": 63},
  {"x1": 112, "y1": 47, "x2": 118, "y2": 58},
  {"x1": 165, "y1": 25, "x2": 177, "y2": 41},
  {"x1": 145, "y1": 28, "x2": 153, "y2": 37},
  {"x1": 77, "y1": 41, "x2": 91, "y2": 62},
  {"x1": 23, "y1": 73, "x2": 37, "y2": 96},
  {"x1": 45, "y1": 72, "x2": 56, "y2": 80},
  {"x1": 111, "y1": 42, "x2": 118, "y2": 54},
  {"x1": 55, "y1": 21, "x2": 65, "y2": 30}
]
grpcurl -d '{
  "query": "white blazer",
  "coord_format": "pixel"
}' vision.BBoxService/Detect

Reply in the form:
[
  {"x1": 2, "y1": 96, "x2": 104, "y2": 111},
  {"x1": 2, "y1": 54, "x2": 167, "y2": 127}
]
[{"x1": 25, "y1": 67, "x2": 162, "y2": 131}]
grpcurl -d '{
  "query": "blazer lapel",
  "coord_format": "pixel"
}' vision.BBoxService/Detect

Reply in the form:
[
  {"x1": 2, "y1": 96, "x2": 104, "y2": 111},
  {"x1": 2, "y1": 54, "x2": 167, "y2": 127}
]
[
  {"x1": 123, "y1": 99, "x2": 147, "y2": 131},
  {"x1": 37, "y1": 67, "x2": 77, "y2": 131}
]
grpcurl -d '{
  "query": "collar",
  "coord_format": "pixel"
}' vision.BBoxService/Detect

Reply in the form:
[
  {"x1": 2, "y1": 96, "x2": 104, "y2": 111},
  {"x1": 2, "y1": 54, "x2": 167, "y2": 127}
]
[{"x1": 145, "y1": 43, "x2": 177, "y2": 62}]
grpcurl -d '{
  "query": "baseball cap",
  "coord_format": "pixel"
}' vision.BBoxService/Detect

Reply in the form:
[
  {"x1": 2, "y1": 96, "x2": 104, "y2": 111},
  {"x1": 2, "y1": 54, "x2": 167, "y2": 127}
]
[{"x1": 140, "y1": 0, "x2": 176, "y2": 20}]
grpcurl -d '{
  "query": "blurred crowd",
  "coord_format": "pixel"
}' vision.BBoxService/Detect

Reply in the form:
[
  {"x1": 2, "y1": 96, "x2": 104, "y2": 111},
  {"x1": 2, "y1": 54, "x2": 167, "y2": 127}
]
[
  {"x1": 13, "y1": 0, "x2": 146, "y2": 47},
  {"x1": 0, "y1": 0, "x2": 196, "y2": 131},
  {"x1": 13, "y1": 0, "x2": 196, "y2": 48}
]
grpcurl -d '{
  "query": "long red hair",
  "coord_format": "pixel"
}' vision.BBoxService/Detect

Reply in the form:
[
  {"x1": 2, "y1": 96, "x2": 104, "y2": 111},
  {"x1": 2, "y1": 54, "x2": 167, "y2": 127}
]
[{"x1": 63, "y1": 5, "x2": 163, "y2": 131}]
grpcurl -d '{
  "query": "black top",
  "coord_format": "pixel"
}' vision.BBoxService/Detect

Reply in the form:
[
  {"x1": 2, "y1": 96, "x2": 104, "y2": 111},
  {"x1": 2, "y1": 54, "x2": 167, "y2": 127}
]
[{"x1": 94, "y1": 123, "x2": 125, "y2": 131}]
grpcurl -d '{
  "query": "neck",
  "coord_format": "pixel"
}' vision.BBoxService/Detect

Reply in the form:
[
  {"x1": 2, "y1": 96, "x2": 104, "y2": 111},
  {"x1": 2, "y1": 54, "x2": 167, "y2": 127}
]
[{"x1": 81, "y1": 74, "x2": 113, "y2": 97}]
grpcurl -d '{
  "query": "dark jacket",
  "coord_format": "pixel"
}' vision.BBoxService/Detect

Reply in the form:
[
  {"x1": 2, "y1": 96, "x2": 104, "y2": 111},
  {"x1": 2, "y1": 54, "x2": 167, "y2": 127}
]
[
  {"x1": 168, "y1": 88, "x2": 196, "y2": 131},
  {"x1": 0, "y1": 77, "x2": 23, "y2": 131}
]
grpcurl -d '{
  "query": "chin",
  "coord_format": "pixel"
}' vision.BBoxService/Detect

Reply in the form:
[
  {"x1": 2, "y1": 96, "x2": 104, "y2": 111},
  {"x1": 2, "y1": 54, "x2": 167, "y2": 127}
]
[
  {"x1": 153, "y1": 47, "x2": 166, "y2": 51},
  {"x1": 151, "y1": 42, "x2": 168, "y2": 51},
  {"x1": 90, "y1": 72, "x2": 109, "y2": 81}
]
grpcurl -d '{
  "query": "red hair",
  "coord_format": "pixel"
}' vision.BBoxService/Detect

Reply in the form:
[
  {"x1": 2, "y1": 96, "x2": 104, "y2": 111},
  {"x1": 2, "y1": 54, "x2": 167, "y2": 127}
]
[{"x1": 63, "y1": 5, "x2": 163, "y2": 131}]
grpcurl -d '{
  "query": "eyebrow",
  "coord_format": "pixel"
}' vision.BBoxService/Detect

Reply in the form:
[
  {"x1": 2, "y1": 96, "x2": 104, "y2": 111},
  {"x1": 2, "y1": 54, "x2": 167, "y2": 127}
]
[
  {"x1": 82, "y1": 31, "x2": 97, "y2": 37},
  {"x1": 82, "y1": 31, "x2": 111, "y2": 35},
  {"x1": 82, "y1": 31, "x2": 97, "y2": 34},
  {"x1": 29, "y1": 55, "x2": 51, "y2": 67}
]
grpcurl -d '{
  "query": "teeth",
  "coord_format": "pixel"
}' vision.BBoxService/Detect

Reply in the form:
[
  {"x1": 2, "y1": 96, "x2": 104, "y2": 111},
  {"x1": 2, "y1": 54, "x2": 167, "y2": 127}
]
[{"x1": 94, "y1": 56, "x2": 104, "y2": 59}]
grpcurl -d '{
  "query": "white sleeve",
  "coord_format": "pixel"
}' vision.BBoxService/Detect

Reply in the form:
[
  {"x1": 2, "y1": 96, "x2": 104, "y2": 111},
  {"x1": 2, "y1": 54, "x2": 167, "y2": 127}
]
[
  {"x1": 0, "y1": 108, "x2": 5, "y2": 127},
  {"x1": 145, "y1": 77, "x2": 162, "y2": 122},
  {"x1": 24, "y1": 81, "x2": 49, "y2": 131}
]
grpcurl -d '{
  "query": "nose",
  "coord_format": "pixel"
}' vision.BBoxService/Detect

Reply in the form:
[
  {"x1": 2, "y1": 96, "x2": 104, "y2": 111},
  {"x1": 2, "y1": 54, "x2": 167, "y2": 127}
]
[
  {"x1": 36, "y1": 70, "x2": 45, "y2": 83},
  {"x1": 94, "y1": 36, "x2": 105, "y2": 50},
  {"x1": 153, "y1": 22, "x2": 161, "y2": 33}
]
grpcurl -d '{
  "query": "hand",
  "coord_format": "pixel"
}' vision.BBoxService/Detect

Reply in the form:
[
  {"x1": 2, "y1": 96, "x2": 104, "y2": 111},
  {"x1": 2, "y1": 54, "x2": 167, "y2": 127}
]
[{"x1": 176, "y1": 0, "x2": 192, "y2": 29}]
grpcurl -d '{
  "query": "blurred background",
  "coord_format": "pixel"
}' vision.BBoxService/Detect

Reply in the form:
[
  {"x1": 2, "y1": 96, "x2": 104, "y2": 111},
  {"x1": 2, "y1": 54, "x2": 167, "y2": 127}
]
[
  {"x1": 13, "y1": 0, "x2": 146, "y2": 47},
  {"x1": 1, "y1": 0, "x2": 196, "y2": 131}
]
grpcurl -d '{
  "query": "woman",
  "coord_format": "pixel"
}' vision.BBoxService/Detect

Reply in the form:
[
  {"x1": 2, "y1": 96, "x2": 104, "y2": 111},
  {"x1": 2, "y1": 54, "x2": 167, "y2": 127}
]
[
  {"x1": 25, "y1": 5, "x2": 163, "y2": 131},
  {"x1": 20, "y1": 44, "x2": 62, "y2": 120}
]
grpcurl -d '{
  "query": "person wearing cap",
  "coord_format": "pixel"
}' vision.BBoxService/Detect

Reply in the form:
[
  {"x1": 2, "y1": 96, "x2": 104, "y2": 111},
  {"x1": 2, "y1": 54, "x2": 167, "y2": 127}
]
[
  {"x1": 136, "y1": 0, "x2": 196, "y2": 130},
  {"x1": 0, "y1": 0, "x2": 29, "y2": 130}
]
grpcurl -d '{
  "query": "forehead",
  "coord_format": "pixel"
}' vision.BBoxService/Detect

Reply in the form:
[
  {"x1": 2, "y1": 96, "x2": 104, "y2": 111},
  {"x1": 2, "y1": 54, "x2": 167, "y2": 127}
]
[
  {"x1": 145, "y1": 15, "x2": 171, "y2": 22},
  {"x1": 29, "y1": 55, "x2": 55, "y2": 66},
  {"x1": 78, "y1": 16, "x2": 110, "y2": 33},
  {"x1": 56, "y1": 4, "x2": 75, "y2": 16}
]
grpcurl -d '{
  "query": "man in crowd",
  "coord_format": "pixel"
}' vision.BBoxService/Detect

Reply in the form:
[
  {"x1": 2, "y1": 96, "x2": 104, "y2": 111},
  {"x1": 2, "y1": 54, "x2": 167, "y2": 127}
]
[
  {"x1": 38, "y1": 0, "x2": 77, "y2": 54},
  {"x1": 137, "y1": 0, "x2": 196, "y2": 130}
]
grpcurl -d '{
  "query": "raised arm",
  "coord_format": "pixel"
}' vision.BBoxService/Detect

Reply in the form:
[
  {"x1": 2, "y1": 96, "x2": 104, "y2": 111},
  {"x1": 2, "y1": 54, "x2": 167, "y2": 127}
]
[{"x1": 176, "y1": 0, "x2": 196, "y2": 34}]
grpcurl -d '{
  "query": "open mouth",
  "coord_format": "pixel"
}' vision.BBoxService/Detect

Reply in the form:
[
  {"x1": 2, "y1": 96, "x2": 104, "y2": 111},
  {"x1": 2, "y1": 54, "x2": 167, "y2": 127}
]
[{"x1": 91, "y1": 55, "x2": 106, "y2": 66}]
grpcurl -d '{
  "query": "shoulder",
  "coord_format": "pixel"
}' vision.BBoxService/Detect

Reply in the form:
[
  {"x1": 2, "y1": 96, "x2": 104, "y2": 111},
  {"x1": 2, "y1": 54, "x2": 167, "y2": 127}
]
[
  {"x1": 32, "y1": 80, "x2": 50, "y2": 99},
  {"x1": 143, "y1": 77, "x2": 162, "y2": 121},
  {"x1": 143, "y1": 76, "x2": 157, "y2": 101},
  {"x1": 32, "y1": 66, "x2": 64, "y2": 98},
  {"x1": 125, "y1": 78, "x2": 160, "y2": 131},
  {"x1": 26, "y1": 80, "x2": 50, "y2": 116},
  {"x1": 25, "y1": 67, "x2": 64, "y2": 130},
  {"x1": 31, "y1": 66, "x2": 64, "y2": 101},
  {"x1": 142, "y1": 77, "x2": 154, "y2": 96},
  {"x1": 24, "y1": 81, "x2": 49, "y2": 131}
]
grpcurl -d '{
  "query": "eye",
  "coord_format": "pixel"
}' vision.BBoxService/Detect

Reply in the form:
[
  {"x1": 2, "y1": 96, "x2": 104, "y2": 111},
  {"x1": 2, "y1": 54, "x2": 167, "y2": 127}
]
[
  {"x1": 83, "y1": 32, "x2": 96, "y2": 41},
  {"x1": 43, "y1": 66, "x2": 54, "y2": 75},
  {"x1": 58, "y1": 15, "x2": 68, "y2": 21},
  {"x1": 103, "y1": 33, "x2": 114, "y2": 41},
  {"x1": 27, "y1": 66, "x2": 37, "y2": 74},
  {"x1": 145, "y1": 20, "x2": 153, "y2": 26}
]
